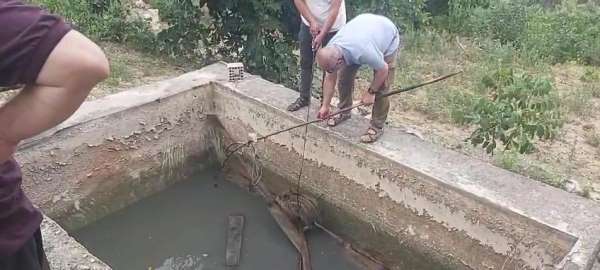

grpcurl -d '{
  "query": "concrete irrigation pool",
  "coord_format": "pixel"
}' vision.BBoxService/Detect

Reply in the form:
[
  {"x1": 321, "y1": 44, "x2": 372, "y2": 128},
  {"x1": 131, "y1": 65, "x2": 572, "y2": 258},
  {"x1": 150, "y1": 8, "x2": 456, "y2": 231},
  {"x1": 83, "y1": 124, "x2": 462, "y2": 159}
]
[
  {"x1": 72, "y1": 169, "x2": 369, "y2": 270},
  {"x1": 15, "y1": 63, "x2": 600, "y2": 270}
]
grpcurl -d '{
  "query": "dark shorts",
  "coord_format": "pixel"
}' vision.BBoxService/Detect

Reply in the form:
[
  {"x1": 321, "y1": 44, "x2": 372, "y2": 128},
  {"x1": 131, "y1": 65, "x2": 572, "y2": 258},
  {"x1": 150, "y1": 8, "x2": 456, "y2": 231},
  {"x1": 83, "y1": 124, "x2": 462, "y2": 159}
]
[
  {"x1": 0, "y1": 229, "x2": 49, "y2": 270},
  {"x1": 0, "y1": 0, "x2": 71, "y2": 87}
]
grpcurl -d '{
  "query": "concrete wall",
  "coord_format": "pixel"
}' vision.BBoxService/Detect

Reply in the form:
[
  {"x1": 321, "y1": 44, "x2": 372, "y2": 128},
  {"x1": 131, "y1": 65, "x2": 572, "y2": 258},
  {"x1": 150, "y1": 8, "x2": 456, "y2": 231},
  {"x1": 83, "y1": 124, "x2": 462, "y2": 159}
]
[
  {"x1": 17, "y1": 71, "x2": 219, "y2": 230},
  {"x1": 16, "y1": 72, "x2": 220, "y2": 269},
  {"x1": 15, "y1": 63, "x2": 600, "y2": 269},
  {"x1": 41, "y1": 217, "x2": 111, "y2": 270},
  {"x1": 204, "y1": 63, "x2": 600, "y2": 270}
]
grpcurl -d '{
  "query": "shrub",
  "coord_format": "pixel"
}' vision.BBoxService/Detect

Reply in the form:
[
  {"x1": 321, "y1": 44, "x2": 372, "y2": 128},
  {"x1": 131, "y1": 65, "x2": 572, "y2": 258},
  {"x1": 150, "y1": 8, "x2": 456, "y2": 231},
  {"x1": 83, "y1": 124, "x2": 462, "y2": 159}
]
[
  {"x1": 440, "y1": 0, "x2": 600, "y2": 66},
  {"x1": 454, "y1": 2, "x2": 528, "y2": 45},
  {"x1": 456, "y1": 68, "x2": 563, "y2": 154},
  {"x1": 33, "y1": 0, "x2": 134, "y2": 42},
  {"x1": 444, "y1": 0, "x2": 490, "y2": 33},
  {"x1": 346, "y1": 0, "x2": 431, "y2": 31},
  {"x1": 522, "y1": 8, "x2": 600, "y2": 65},
  {"x1": 206, "y1": 0, "x2": 299, "y2": 87},
  {"x1": 33, "y1": 0, "x2": 300, "y2": 87}
]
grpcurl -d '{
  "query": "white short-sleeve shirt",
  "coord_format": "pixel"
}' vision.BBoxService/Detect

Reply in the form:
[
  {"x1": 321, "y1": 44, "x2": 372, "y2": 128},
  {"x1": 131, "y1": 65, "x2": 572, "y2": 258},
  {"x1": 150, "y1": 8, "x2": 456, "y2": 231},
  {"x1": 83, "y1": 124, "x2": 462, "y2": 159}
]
[{"x1": 300, "y1": 0, "x2": 347, "y2": 32}]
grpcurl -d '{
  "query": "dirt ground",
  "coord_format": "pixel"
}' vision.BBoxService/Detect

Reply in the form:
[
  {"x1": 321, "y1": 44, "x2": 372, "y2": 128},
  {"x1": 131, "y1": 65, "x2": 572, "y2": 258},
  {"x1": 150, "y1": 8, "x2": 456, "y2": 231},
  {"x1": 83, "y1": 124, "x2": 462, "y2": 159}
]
[
  {"x1": 351, "y1": 63, "x2": 600, "y2": 201},
  {"x1": 0, "y1": 42, "x2": 184, "y2": 104}
]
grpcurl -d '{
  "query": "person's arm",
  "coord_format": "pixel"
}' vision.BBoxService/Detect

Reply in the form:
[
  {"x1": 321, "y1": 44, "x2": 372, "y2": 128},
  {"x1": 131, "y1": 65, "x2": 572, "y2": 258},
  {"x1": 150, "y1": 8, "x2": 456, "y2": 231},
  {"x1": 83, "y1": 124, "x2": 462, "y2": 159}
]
[
  {"x1": 0, "y1": 31, "x2": 109, "y2": 163},
  {"x1": 294, "y1": 0, "x2": 320, "y2": 35},
  {"x1": 370, "y1": 63, "x2": 389, "y2": 94},
  {"x1": 312, "y1": 0, "x2": 343, "y2": 49},
  {"x1": 318, "y1": 71, "x2": 338, "y2": 118},
  {"x1": 361, "y1": 64, "x2": 388, "y2": 105}
]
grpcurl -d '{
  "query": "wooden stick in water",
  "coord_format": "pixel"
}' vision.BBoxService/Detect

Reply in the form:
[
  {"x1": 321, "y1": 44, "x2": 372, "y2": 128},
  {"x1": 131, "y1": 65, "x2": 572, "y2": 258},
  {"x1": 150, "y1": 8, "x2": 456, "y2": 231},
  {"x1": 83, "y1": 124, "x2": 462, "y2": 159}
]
[
  {"x1": 314, "y1": 222, "x2": 388, "y2": 270},
  {"x1": 225, "y1": 215, "x2": 245, "y2": 266},
  {"x1": 235, "y1": 160, "x2": 312, "y2": 270}
]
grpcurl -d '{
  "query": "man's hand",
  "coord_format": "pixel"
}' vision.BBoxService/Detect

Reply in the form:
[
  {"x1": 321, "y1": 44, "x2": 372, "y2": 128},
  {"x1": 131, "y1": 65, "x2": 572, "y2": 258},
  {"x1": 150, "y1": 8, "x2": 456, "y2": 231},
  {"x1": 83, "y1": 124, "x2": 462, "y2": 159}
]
[
  {"x1": 317, "y1": 106, "x2": 331, "y2": 119},
  {"x1": 361, "y1": 92, "x2": 376, "y2": 105},
  {"x1": 309, "y1": 21, "x2": 321, "y2": 37},
  {"x1": 312, "y1": 32, "x2": 325, "y2": 50}
]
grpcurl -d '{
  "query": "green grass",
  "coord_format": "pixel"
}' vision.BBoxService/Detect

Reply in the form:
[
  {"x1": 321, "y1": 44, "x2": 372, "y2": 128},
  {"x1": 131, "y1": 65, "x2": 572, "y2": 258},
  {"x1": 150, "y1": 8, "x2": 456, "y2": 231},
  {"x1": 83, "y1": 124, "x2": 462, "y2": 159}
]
[
  {"x1": 358, "y1": 28, "x2": 583, "y2": 191},
  {"x1": 493, "y1": 150, "x2": 565, "y2": 188},
  {"x1": 494, "y1": 150, "x2": 522, "y2": 172},
  {"x1": 104, "y1": 58, "x2": 131, "y2": 87},
  {"x1": 580, "y1": 69, "x2": 600, "y2": 98}
]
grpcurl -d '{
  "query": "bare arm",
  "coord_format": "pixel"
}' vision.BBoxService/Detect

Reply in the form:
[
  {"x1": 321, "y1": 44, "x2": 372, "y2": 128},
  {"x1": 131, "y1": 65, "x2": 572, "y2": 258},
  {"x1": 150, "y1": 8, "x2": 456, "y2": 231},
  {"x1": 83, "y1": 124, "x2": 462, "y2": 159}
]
[
  {"x1": 322, "y1": 71, "x2": 337, "y2": 108},
  {"x1": 318, "y1": 71, "x2": 338, "y2": 118},
  {"x1": 0, "y1": 31, "x2": 109, "y2": 163},
  {"x1": 293, "y1": 0, "x2": 317, "y2": 27},
  {"x1": 370, "y1": 63, "x2": 389, "y2": 93},
  {"x1": 322, "y1": 0, "x2": 342, "y2": 35},
  {"x1": 313, "y1": 0, "x2": 343, "y2": 49}
]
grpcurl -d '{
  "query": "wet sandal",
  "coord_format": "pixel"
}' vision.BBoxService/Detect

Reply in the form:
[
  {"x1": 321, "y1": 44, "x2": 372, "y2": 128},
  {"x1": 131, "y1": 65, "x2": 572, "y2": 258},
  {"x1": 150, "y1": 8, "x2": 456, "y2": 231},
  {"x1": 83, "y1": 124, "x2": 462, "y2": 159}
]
[
  {"x1": 360, "y1": 127, "x2": 383, "y2": 143},
  {"x1": 287, "y1": 97, "x2": 310, "y2": 112},
  {"x1": 326, "y1": 113, "x2": 351, "y2": 127}
]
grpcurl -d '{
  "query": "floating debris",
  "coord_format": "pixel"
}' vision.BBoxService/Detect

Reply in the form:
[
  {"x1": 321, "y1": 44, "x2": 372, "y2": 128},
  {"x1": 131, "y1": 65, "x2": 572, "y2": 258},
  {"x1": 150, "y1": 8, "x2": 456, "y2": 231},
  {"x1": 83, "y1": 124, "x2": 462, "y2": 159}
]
[{"x1": 225, "y1": 215, "x2": 245, "y2": 266}]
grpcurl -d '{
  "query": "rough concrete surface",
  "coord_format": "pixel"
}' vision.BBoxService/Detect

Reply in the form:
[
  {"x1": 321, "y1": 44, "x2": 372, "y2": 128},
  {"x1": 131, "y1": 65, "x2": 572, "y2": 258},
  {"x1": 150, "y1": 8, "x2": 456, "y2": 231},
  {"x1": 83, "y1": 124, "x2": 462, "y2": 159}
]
[
  {"x1": 42, "y1": 216, "x2": 110, "y2": 270},
  {"x1": 17, "y1": 62, "x2": 600, "y2": 269},
  {"x1": 203, "y1": 63, "x2": 600, "y2": 270},
  {"x1": 17, "y1": 72, "x2": 217, "y2": 229},
  {"x1": 17, "y1": 72, "x2": 219, "y2": 268}
]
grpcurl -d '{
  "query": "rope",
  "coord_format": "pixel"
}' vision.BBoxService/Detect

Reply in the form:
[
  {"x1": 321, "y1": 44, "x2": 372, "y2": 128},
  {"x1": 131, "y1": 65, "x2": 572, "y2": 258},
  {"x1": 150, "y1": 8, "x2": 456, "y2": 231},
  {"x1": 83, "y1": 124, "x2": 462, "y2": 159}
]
[
  {"x1": 219, "y1": 69, "x2": 460, "y2": 270},
  {"x1": 294, "y1": 49, "x2": 318, "y2": 222},
  {"x1": 221, "y1": 71, "x2": 462, "y2": 187}
]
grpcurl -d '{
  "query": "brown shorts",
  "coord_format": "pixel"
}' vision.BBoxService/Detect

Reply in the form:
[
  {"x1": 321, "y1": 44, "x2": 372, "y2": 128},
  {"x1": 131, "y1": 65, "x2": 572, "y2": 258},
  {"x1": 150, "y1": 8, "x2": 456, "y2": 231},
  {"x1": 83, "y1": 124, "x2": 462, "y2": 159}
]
[{"x1": 0, "y1": 0, "x2": 71, "y2": 87}]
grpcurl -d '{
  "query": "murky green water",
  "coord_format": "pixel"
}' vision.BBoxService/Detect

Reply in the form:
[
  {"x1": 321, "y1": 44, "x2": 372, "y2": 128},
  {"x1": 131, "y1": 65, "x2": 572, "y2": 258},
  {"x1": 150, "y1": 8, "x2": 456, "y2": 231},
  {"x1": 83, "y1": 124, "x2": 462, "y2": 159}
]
[{"x1": 74, "y1": 170, "x2": 363, "y2": 270}]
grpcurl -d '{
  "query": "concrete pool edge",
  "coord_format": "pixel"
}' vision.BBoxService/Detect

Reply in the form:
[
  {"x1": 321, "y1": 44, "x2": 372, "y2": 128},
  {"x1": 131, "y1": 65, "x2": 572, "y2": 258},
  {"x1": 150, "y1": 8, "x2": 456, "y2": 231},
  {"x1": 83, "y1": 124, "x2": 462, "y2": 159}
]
[
  {"x1": 16, "y1": 62, "x2": 600, "y2": 269},
  {"x1": 41, "y1": 216, "x2": 111, "y2": 270},
  {"x1": 205, "y1": 63, "x2": 600, "y2": 269}
]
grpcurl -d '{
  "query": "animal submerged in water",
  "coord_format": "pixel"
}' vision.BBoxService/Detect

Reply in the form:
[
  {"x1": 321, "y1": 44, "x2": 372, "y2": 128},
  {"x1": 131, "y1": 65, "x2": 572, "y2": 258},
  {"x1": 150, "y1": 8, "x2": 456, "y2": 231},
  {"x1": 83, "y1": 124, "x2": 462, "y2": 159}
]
[
  {"x1": 276, "y1": 191, "x2": 387, "y2": 270},
  {"x1": 232, "y1": 157, "x2": 313, "y2": 270},
  {"x1": 224, "y1": 141, "x2": 387, "y2": 270}
]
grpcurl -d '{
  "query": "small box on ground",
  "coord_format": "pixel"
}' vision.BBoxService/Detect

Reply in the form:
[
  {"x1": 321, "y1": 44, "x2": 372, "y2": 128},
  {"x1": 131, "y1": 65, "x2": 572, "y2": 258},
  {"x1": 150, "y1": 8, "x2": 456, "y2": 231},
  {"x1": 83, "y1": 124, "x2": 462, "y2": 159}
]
[{"x1": 227, "y1": 63, "x2": 245, "y2": 82}]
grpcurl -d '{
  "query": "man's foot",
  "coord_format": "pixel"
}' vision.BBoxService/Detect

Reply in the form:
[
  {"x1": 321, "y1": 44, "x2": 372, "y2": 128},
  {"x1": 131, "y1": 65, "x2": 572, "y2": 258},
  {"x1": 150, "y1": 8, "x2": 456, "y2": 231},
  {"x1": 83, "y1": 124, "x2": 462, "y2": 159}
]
[
  {"x1": 287, "y1": 97, "x2": 310, "y2": 112},
  {"x1": 326, "y1": 113, "x2": 351, "y2": 127},
  {"x1": 360, "y1": 127, "x2": 383, "y2": 143}
]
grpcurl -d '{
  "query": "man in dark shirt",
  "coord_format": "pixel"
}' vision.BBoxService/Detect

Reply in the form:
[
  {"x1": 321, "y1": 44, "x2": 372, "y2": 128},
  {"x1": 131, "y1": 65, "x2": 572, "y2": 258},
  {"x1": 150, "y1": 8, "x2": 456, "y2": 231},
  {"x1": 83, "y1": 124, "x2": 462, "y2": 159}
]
[{"x1": 0, "y1": 1, "x2": 109, "y2": 269}]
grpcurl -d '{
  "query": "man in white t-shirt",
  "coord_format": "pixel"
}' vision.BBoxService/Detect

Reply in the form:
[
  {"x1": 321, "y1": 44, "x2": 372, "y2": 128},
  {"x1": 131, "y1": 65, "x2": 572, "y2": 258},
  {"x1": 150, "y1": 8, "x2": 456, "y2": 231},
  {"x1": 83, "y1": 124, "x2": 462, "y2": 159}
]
[{"x1": 287, "y1": 0, "x2": 346, "y2": 112}]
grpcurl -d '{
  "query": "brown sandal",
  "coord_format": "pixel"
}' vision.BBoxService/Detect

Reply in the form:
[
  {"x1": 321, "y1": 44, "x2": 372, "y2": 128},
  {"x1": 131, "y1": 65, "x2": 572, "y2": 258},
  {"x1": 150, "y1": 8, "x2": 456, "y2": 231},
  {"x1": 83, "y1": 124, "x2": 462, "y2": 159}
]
[
  {"x1": 287, "y1": 97, "x2": 310, "y2": 112},
  {"x1": 360, "y1": 127, "x2": 383, "y2": 143},
  {"x1": 326, "y1": 113, "x2": 351, "y2": 127}
]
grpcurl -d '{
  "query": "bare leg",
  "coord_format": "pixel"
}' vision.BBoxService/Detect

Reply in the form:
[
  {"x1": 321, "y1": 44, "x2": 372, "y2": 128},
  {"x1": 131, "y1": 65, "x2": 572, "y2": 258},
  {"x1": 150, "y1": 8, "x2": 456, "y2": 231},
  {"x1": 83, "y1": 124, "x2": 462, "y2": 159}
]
[{"x1": 0, "y1": 30, "x2": 109, "y2": 162}]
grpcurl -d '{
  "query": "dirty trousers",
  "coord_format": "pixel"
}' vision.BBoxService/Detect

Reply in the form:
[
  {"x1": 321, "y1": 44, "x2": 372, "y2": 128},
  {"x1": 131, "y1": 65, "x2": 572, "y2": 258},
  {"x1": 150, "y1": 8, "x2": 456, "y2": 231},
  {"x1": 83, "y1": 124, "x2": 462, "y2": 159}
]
[{"x1": 336, "y1": 50, "x2": 398, "y2": 129}]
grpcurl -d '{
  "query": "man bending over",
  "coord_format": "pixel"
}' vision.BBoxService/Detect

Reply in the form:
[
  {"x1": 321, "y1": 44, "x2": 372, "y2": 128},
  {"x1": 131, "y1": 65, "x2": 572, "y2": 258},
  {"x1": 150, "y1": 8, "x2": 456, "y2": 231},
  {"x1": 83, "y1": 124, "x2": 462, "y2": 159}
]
[
  {"x1": 0, "y1": 1, "x2": 109, "y2": 269},
  {"x1": 316, "y1": 13, "x2": 401, "y2": 143},
  {"x1": 287, "y1": 0, "x2": 346, "y2": 111}
]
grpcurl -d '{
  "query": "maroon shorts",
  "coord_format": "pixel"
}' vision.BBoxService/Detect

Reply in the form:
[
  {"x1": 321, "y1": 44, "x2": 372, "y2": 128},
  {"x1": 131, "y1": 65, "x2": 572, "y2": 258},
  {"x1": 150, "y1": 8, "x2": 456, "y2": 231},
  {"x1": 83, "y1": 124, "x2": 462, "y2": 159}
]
[
  {"x1": 0, "y1": 159, "x2": 43, "y2": 258},
  {"x1": 0, "y1": 230, "x2": 49, "y2": 270},
  {"x1": 0, "y1": 0, "x2": 71, "y2": 87}
]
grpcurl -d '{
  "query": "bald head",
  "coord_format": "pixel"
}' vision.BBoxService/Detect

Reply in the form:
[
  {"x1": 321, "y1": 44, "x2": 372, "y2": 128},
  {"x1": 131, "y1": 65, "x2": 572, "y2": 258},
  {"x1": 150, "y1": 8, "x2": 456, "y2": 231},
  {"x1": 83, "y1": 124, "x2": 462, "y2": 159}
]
[{"x1": 316, "y1": 46, "x2": 343, "y2": 73}]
